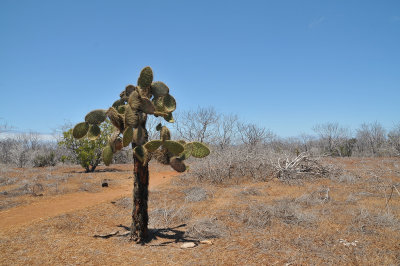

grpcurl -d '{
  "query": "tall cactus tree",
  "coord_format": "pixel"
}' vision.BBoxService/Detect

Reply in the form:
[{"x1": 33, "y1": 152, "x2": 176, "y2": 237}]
[{"x1": 72, "y1": 67, "x2": 210, "y2": 243}]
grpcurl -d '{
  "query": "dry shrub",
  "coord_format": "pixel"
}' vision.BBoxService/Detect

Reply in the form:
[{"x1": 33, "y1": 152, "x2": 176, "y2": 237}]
[
  {"x1": 295, "y1": 187, "x2": 331, "y2": 206},
  {"x1": 189, "y1": 145, "x2": 275, "y2": 183},
  {"x1": 113, "y1": 196, "x2": 132, "y2": 209},
  {"x1": 238, "y1": 187, "x2": 261, "y2": 196},
  {"x1": 272, "y1": 153, "x2": 342, "y2": 182},
  {"x1": 350, "y1": 208, "x2": 400, "y2": 233},
  {"x1": 184, "y1": 187, "x2": 208, "y2": 202},
  {"x1": 149, "y1": 205, "x2": 191, "y2": 228},
  {"x1": 239, "y1": 204, "x2": 272, "y2": 229},
  {"x1": 271, "y1": 198, "x2": 317, "y2": 226},
  {"x1": 184, "y1": 217, "x2": 227, "y2": 240}
]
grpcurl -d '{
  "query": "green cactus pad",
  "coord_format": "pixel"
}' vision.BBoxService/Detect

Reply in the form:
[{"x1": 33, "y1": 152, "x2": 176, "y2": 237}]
[
  {"x1": 128, "y1": 90, "x2": 141, "y2": 111},
  {"x1": 133, "y1": 145, "x2": 147, "y2": 163},
  {"x1": 133, "y1": 126, "x2": 145, "y2": 145},
  {"x1": 85, "y1": 109, "x2": 107, "y2": 125},
  {"x1": 122, "y1": 126, "x2": 133, "y2": 147},
  {"x1": 151, "y1": 81, "x2": 169, "y2": 98},
  {"x1": 144, "y1": 140, "x2": 162, "y2": 152},
  {"x1": 124, "y1": 106, "x2": 139, "y2": 128},
  {"x1": 153, "y1": 97, "x2": 166, "y2": 112},
  {"x1": 162, "y1": 140, "x2": 184, "y2": 155},
  {"x1": 125, "y1": 84, "x2": 136, "y2": 97},
  {"x1": 117, "y1": 105, "x2": 126, "y2": 114},
  {"x1": 140, "y1": 97, "x2": 155, "y2": 114},
  {"x1": 87, "y1": 124, "x2": 101, "y2": 140},
  {"x1": 160, "y1": 126, "x2": 171, "y2": 141},
  {"x1": 190, "y1": 142, "x2": 210, "y2": 158},
  {"x1": 107, "y1": 107, "x2": 124, "y2": 131},
  {"x1": 102, "y1": 145, "x2": 113, "y2": 166},
  {"x1": 137, "y1": 66, "x2": 153, "y2": 89},
  {"x1": 164, "y1": 112, "x2": 174, "y2": 123},
  {"x1": 112, "y1": 99, "x2": 125, "y2": 108},
  {"x1": 156, "y1": 123, "x2": 162, "y2": 131},
  {"x1": 162, "y1": 94, "x2": 176, "y2": 113},
  {"x1": 170, "y1": 157, "x2": 187, "y2": 173},
  {"x1": 179, "y1": 143, "x2": 193, "y2": 160},
  {"x1": 72, "y1": 122, "x2": 89, "y2": 139}
]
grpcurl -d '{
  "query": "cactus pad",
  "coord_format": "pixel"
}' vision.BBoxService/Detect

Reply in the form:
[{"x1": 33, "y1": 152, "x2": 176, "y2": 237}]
[
  {"x1": 107, "y1": 107, "x2": 124, "y2": 131},
  {"x1": 151, "y1": 81, "x2": 169, "y2": 98},
  {"x1": 140, "y1": 97, "x2": 155, "y2": 114},
  {"x1": 128, "y1": 90, "x2": 141, "y2": 111},
  {"x1": 125, "y1": 84, "x2": 136, "y2": 97},
  {"x1": 137, "y1": 66, "x2": 153, "y2": 89},
  {"x1": 162, "y1": 140, "x2": 184, "y2": 155},
  {"x1": 162, "y1": 94, "x2": 176, "y2": 113},
  {"x1": 190, "y1": 142, "x2": 210, "y2": 158},
  {"x1": 160, "y1": 126, "x2": 171, "y2": 141},
  {"x1": 179, "y1": 143, "x2": 193, "y2": 160},
  {"x1": 133, "y1": 145, "x2": 147, "y2": 163},
  {"x1": 85, "y1": 109, "x2": 107, "y2": 125},
  {"x1": 144, "y1": 140, "x2": 162, "y2": 152},
  {"x1": 87, "y1": 124, "x2": 101, "y2": 140},
  {"x1": 112, "y1": 99, "x2": 125, "y2": 108},
  {"x1": 133, "y1": 126, "x2": 146, "y2": 145},
  {"x1": 72, "y1": 122, "x2": 89, "y2": 139},
  {"x1": 122, "y1": 126, "x2": 133, "y2": 147},
  {"x1": 117, "y1": 105, "x2": 126, "y2": 114},
  {"x1": 102, "y1": 145, "x2": 113, "y2": 166},
  {"x1": 164, "y1": 112, "x2": 174, "y2": 123},
  {"x1": 124, "y1": 106, "x2": 139, "y2": 128},
  {"x1": 170, "y1": 157, "x2": 187, "y2": 172}
]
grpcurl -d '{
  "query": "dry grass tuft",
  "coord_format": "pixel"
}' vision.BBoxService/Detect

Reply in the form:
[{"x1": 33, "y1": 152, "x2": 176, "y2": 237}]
[{"x1": 184, "y1": 217, "x2": 228, "y2": 240}]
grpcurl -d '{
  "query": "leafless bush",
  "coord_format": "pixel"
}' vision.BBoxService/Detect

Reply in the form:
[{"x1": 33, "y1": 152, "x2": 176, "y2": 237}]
[
  {"x1": 189, "y1": 145, "x2": 275, "y2": 183},
  {"x1": 238, "y1": 187, "x2": 261, "y2": 196},
  {"x1": 149, "y1": 205, "x2": 191, "y2": 228},
  {"x1": 239, "y1": 204, "x2": 272, "y2": 229},
  {"x1": 271, "y1": 152, "x2": 341, "y2": 182},
  {"x1": 184, "y1": 217, "x2": 228, "y2": 240},
  {"x1": 351, "y1": 208, "x2": 400, "y2": 233},
  {"x1": 174, "y1": 106, "x2": 219, "y2": 143},
  {"x1": 113, "y1": 196, "x2": 132, "y2": 209},
  {"x1": 331, "y1": 173, "x2": 358, "y2": 184},
  {"x1": 79, "y1": 182, "x2": 100, "y2": 193},
  {"x1": 295, "y1": 187, "x2": 331, "y2": 206},
  {"x1": 271, "y1": 198, "x2": 317, "y2": 226},
  {"x1": 184, "y1": 187, "x2": 208, "y2": 202}
]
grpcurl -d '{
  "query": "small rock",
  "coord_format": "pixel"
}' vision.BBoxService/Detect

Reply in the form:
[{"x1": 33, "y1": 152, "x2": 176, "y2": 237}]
[
  {"x1": 181, "y1": 242, "x2": 196, "y2": 249},
  {"x1": 102, "y1": 179, "x2": 109, "y2": 187},
  {"x1": 200, "y1": 240, "x2": 213, "y2": 245}
]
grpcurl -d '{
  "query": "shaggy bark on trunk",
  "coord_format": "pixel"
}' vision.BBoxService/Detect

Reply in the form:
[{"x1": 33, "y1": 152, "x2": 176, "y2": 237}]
[{"x1": 130, "y1": 156, "x2": 149, "y2": 242}]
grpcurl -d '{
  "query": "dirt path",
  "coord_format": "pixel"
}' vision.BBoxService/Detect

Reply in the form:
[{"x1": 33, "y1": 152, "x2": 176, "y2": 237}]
[{"x1": 0, "y1": 170, "x2": 179, "y2": 230}]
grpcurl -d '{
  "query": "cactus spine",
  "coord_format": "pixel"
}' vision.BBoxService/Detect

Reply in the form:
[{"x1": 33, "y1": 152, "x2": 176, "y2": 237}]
[{"x1": 71, "y1": 66, "x2": 210, "y2": 243}]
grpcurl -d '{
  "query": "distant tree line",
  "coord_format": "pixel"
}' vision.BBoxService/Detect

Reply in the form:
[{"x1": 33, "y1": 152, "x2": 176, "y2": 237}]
[{"x1": 0, "y1": 108, "x2": 399, "y2": 169}]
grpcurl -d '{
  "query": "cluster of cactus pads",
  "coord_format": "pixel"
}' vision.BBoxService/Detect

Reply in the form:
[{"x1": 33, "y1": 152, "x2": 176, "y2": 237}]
[{"x1": 72, "y1": 66, "x2": 210, "y2": 173}]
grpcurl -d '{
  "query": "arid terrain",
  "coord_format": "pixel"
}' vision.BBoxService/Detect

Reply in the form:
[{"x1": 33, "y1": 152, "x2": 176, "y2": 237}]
[{"x1": 1, "y1": 158, "x2": 399, "y2": 265}]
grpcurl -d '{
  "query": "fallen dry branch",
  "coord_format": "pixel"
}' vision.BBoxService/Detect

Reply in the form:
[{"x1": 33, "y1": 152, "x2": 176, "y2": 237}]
[{"x1": 271, "y1": 152, "x2": 340, "y2": 181}]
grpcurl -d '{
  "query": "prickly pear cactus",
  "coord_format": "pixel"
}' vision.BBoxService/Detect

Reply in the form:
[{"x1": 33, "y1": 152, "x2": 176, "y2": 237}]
[{"x1": 71, "y1": 66, "x2": 210, "y2": 243}]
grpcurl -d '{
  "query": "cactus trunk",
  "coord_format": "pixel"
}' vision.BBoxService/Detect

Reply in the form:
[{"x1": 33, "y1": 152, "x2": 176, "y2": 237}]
[{"x1": 130, "y1": 156, "x2": 149, "y2": 243}]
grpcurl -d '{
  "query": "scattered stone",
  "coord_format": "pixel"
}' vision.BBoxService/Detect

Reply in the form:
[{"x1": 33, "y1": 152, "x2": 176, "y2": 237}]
[
  {"x1": 180, "y1": 242, "x2": 197, "y2": 249},
  {"x1": 102, "y1": 179, "x2": 109, "y2": 187}
]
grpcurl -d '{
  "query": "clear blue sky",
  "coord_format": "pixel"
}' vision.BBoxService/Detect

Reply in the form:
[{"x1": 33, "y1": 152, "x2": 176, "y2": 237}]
[{"x1": 0, "y1": 0, "x2": 399, "y2": 137}]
